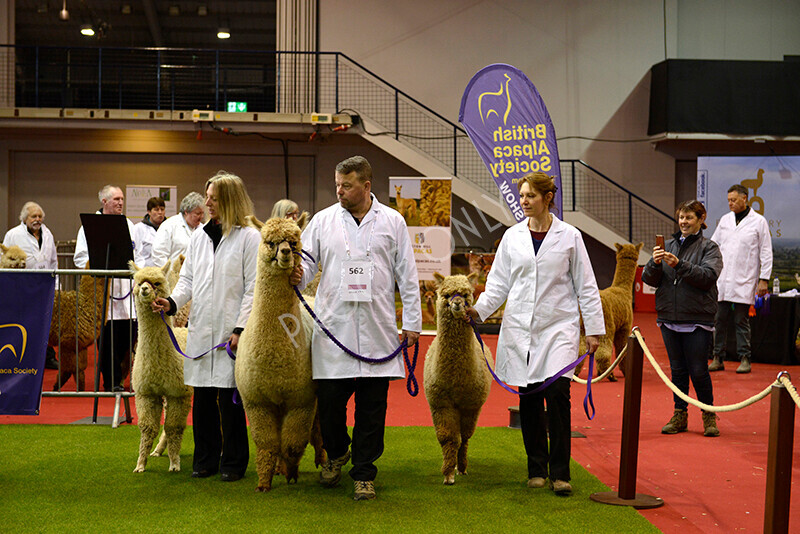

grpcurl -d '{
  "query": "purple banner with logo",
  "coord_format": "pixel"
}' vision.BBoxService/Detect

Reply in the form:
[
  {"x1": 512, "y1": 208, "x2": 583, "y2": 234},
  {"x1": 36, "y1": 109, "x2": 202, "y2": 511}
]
[
  {"x1": 0, "y1": 272, "x2": 55, "y2": 415},
  {"x1": 459, "y1": 63, "x2": 562, "y2": 220}
]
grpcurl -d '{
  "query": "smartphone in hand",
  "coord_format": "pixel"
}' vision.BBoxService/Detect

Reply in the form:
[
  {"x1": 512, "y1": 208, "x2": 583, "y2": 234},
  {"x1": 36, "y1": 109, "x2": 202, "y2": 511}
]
[{"x1": 655, "y1": 234, "x2": 665, "y2": 249}]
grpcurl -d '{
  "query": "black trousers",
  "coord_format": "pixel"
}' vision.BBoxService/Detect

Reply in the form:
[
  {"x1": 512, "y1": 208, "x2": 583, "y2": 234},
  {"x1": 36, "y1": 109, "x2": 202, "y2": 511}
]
[
  {"x1": 316, "y1": 377, "x2": 390, "y2": 482},
  {"x1": 99, "y1": 320, "x2": 136, "y2": 391},
  {"x1": 519, "y1": 377, "x2": 572, "y2": 482},
  {"x1": 713, "y1": 301, "x2": 751, "y2": 361},
  {"x1": 192, "y1": 386, "x2": 249, "y2": 476}
]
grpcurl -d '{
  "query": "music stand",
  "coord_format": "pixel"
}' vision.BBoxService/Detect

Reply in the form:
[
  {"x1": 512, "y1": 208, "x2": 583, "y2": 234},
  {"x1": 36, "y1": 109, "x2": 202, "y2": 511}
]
[
  {"x1": 79, "y1": 213, "x2": 134, "y2": 273},
  {"x1": 79, "y1": 213, "x2": 135, "y2": 423}
]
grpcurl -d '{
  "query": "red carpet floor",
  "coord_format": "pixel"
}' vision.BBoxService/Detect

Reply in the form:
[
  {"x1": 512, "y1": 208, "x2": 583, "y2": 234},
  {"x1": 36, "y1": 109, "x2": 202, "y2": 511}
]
[{"x1": 3, "y1": 311, "x2": 799, "y2": 532}]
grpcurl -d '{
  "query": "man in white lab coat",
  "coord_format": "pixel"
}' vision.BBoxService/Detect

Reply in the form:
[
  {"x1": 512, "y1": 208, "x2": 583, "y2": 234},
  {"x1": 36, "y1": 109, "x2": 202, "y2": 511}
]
[
  {"x1": 3, "y1": 201, "x2": 59, "y2": 369},
  {"x1": 709, "y1": 184, "x2": 773, "y2": 374},
  {"x1": 294, "y1": 156, "x2": 421, "y2": 501},
  {"x1": 133, "y1": 196, "x2": 166, "y2": 266},
  {"x1": 150, "y1": 191, "x2": 205, "y2": 267},
  {"x1": 74, "y1": 185, "x2": 145, "y2": 391}
]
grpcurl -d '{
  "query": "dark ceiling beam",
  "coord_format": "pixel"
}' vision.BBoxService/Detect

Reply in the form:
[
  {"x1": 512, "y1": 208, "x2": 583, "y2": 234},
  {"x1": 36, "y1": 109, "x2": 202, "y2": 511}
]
[{"x1": 141, "y1": 0, "x2": 164, "y2": 47}]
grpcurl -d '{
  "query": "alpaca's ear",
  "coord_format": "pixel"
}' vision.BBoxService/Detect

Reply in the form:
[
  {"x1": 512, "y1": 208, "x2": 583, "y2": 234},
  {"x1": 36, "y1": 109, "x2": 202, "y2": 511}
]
[
  {"x1": 433, "y1": 272, "x2": 445, "y2": 286},
  {"x1": 635, "y1": 242, "x2": 644, "y2": 252},
  {"x1": 246, "y1": 215, "x2": 264, "y2": 230},
  {"x1": 161, "y1": 262, "x2": 171, "y2": 275},
  {"x1": 467, "y1": 272, "x2": 479, "y2": 285},
  {"x1": 129, "y1": 260, "x2": 140, "y2": 272},
  {"x1": 615, "y1": 243, "x2": 623, "y2": 252},
  {"x1": 297, "y1": 211, "x2": 310, "y2": 231},
  {"x1": 0, "y1": 244, "x2": 7, "y2": 253}
]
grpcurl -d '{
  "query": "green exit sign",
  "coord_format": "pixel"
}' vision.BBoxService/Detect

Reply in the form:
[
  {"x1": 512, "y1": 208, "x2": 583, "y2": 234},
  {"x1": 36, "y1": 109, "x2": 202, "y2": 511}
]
[{"x1": 227, "y1": 101, "x2": 248, "y2": 112}]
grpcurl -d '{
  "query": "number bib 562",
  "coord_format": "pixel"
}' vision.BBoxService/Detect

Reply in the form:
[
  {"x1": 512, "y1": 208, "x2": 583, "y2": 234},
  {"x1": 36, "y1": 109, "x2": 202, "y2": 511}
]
[{"x1": 341, "y1": 258, "x2": 373, "y2": 302}]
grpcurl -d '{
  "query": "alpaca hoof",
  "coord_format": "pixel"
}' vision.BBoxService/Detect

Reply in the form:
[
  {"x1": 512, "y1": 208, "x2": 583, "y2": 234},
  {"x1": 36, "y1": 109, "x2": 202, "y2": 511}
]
[
  {"x1": 133, "y1": 466, "x2": 145, "y2": 473},
  {"x1": 443, "y1": 474, "x2": 455, "y2": 485},
  {"x1": 607, "y1": 373, "x2": 617, "y2": 382},
  {"x1": 457, "y1": 470, "x2": 467, "y2": 476},
  {"x1": 255, "y1": 485, "x2": 271, "y2": 493},
  {"x1": 150, "y1": 451, "x2": 162, "y2": 457},
  {"x1": 169, "y1": 464, "x2": 180, "y2": 472}
]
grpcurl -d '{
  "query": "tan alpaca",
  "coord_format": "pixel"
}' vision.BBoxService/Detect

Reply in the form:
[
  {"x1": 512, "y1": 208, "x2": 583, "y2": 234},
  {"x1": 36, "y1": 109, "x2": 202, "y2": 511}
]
[
  {"x1": 0, "y1": 244, "x2": 27, "y2": 268},
  {"x1": 130, "y1": 261, "x2": 192, "y2": 473},
  {"x1": 578, "y1": 242, "x2": 643, "y2": 381},
  {"x1": 235, "y1": 214, "x2": 325, "y2": 492},
  {"x1": 166, "y1": 255, "x2": 192, "y2": 328},
  {"x1": 394, "y1": 185, "x2": 418, "y2": 222},
  {"x1": 424, "y1": 273, "x2": 492, "y2": 485},
  {"x1": 50, "y1": 265, "x2": 108, "y2": 391}
]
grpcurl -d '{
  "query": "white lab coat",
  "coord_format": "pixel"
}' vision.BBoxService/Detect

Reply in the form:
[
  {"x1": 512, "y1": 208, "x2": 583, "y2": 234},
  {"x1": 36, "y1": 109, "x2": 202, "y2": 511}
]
[
  {"x1": 74, "y1": 212, "x2": 144, "y2": 321},
  {"x1": 133, "y1": 220, "x2": 158, "y2": 267},
  {"x1": 473, "y1": 216, "x2": 605, "y2": 386},
  {"x1": 299, "y1": 195, "x2": 422, "y2": 379},
  {"x1": 711, "y1": 209, "x2": 773, "y2": 305},
  {"x1": 170, "y1": 223, "x2": 259, "y2": 388},
  {"x1": 3, "y1": 222, "x2": 58, "y2": 270},
  {"x1": 151, "y1": 213, "x2": 195, "y2": 267}
]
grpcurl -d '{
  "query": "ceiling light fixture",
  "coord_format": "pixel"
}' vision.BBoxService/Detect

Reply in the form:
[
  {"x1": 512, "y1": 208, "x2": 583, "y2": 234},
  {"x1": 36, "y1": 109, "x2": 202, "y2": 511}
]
[
  {"x1": 59, "y1": 0, "x2": 69, "y2": 20},
  {"x1": 80, "y1": 24, "x2": 95, "y2": 36},
  {"x1": 168, "y1": 5, "x2": 180, "y2": 16},
  {"x1": 121, "y1": 4, "x2": 132, "y2": 15},
  {"x1": 217, "y1": 27, "x2": 231, "y2": 39},
  {"x1": 198, "y1": 5, "x2": 208, "y2": 16}
]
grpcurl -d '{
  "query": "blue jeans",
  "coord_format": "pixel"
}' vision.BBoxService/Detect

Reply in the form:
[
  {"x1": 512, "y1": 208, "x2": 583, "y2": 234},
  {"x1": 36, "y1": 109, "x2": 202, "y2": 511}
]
[{"x1": 659, "y1": 326, "x2": 714, "y2": 411}]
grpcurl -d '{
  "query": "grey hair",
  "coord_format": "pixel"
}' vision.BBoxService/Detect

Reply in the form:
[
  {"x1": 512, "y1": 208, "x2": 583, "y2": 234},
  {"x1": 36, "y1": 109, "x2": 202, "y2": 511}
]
[
  {"x1": 98, "y1": 184, "x2": 122, "y2": 202},
  {"x1": 270, "y1": 199, "x2": 299, "y2": 219},
  {"x1": 19, "y1": 201, "x2": 44, "y2": 223},
  {"x1": 335, "y1": 155, "x2": 372, "y2": 182},
  {"x1": 179, "y1": 191, "x2": 204, "y2": 214}
]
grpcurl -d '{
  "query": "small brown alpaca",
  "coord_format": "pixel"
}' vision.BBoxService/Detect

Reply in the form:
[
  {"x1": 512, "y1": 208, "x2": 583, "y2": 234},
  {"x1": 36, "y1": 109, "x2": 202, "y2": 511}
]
[
  {"x1": 578, "y1": 242, "x2": 643, "y2": 382},
  {"x1": 420, "y1": 280, "x2": 437, "y2": 324},
  {"x1": 394, "y1": 185, "x2": 418, "y2": 222},
  {"x1": 0, "y1": 244, "x2": 27, "y2": 268},
  {"x1": 50, "y1": 265, "x2": 108, "y2": 391}
]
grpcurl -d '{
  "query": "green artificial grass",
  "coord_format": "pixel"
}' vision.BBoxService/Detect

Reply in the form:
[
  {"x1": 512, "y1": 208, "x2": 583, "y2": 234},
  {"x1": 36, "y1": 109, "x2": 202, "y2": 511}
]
[{"x1": 0, "y1": 425, "x2": 658, "y2": 533}]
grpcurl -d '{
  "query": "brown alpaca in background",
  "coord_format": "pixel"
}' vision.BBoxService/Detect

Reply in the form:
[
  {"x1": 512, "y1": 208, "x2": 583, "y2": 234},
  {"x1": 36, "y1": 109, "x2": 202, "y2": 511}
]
[
  {"x1": 578, "y1": 242, "x2": 643, "y2": 382},
  {"x1": 50, "y1": 265, "x2": 108, "y2": 391}
]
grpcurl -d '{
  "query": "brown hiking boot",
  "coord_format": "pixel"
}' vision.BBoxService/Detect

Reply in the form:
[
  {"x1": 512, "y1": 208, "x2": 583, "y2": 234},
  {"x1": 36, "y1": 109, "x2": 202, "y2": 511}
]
[
  {"x1": 708, "y1": 356, "x2": 725, "y2": 372},
  {"x1": 661, "y1": 409, "x2": 688, "y2": 434},
  {"x1": 353, "y1": 480, "x2": 376, "y2": 501},
  {"x1": 736, "y1": 357, "x2": 751, "y2": 374},
  {"x1": 702, "y1": 411, "x2": 720, "y2": 437},
  {"x1": 319, "y1": 450, "x2": 350, "y2": 487}
]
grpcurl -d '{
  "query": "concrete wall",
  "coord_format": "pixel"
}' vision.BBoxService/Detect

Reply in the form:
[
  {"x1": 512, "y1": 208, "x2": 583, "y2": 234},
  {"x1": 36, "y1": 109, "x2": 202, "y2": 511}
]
[{"x1": 320, "y1": 0, "x2": 800, "y2": 215}]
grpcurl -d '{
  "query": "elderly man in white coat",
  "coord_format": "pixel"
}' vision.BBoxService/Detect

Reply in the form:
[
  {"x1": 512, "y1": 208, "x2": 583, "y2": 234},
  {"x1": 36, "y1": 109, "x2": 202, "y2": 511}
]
[
  {"x1": 152, "y1": 171, "x2": 258, "y2": 482},
  {"x1": 293, "y1": 155, "x2": 421, "y2": 501},
  {"x1": 467, "y1": 172, "x2": 604, "y2": 496},
  {"x1": 74, "y1": 185, "x2": 145, "y2": 391},
  {"x1": 150, "y1": 191, "x2": 205, "y2": 267},
  {"x1": 709, "y1": 184, "x2": 773, "y2": 374},
  {"x1": 4, "y1": 201, "x2": 60, "y2": 369}
]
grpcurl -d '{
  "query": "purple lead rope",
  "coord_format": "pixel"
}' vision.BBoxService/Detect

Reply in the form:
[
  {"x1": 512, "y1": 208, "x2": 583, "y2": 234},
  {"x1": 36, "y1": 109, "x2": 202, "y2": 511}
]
[
  {"x1": 468, "y1": 317, "x2": 595, "y2": 420},
  {"x1": 293, "y1": 286, "x2": 419, "y2": 396},
  {"x1": 159, "y1": 310, "x2": 236, "y2": 360}
]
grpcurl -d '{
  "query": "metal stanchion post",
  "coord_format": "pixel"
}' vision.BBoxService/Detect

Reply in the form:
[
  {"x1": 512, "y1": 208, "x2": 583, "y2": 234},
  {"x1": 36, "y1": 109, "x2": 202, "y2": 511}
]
[
  {"x1": 763, "y1": 375, "x2": 795, "y2": 534},
  {"x1": 590, "y1": 329, "x2": 663, "y2": 508}
]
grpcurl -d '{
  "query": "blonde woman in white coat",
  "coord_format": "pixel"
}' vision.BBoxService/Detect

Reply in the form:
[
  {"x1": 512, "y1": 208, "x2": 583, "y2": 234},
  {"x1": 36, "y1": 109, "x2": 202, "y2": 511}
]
[
  {"x1": 466, "y1": 172, "x2": 605, "y2": 496},
  {"x1": 153, "y1": 171, "x2": 259, "y2": 482}
]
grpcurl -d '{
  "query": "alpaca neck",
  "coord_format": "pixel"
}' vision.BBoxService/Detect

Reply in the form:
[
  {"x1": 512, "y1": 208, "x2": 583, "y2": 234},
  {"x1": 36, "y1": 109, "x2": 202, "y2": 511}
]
[
  {"x1": 251, "y1": 273, "x2": 300, "y2": 327},
  {"x1": 136, "y1": 302, "x2": 175, "y2": 352},
  {"x1": 78, "y1": 275, "x2": 107, "y2": 311},
  {"x1": 437, "y1": 313, "x2": 472, "y2": 343},
  {"x1": 611, "y1": 259, "x2": 637, "y2": 289}
]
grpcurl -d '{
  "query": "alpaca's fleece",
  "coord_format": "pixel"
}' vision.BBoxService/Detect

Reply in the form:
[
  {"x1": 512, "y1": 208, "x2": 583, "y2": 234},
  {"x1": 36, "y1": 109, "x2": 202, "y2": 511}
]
[
  {"x1": 235, "y1": 214, "x2": 324, "y2": 492},
  {"x1": 0, "y1": 244, "x2": 27, "y2": 269},
  {"x1": 577, "y1": 242, "x2": 643, "y2": 381},
  {"x1": 50, "y1": 264, "x2": 107, "y2": 391},
  {"x1": 167, "y1": 255, "x2": 191, "y2": 328},
  {"x1": 423, "y1": 273, "x2": 492, "y2": 485},
  {"x1": 130, "y1": 261, "x2": 192, "y2": 473}
]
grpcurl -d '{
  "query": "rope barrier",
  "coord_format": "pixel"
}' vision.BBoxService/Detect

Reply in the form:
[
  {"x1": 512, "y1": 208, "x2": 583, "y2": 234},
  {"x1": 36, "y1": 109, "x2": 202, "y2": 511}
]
[
  {"x1": 633, "y1": 329, "x2": 776, "y2": 413},
  {"x1": 572, "y1": 344, "x2": 628, "y2": 385},
  {"x1": 777, "y1": 373, "x2": 800, "y2": 410}
]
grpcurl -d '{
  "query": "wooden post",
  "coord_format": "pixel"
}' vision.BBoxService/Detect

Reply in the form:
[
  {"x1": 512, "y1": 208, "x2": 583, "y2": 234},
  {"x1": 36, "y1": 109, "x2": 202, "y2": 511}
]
[
  {"x1": 590, "y1": 330, "x2": 663, "y2": 508},
  {"x1": 763, "y1": 379, "x2": 795, "y2": 534}
]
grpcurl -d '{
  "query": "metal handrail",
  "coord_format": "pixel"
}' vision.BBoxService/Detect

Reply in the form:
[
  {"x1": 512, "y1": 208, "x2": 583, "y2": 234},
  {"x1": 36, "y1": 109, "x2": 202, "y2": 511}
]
[{"x1": 0, "y1": 44, "x2": 673, "y2": 243}]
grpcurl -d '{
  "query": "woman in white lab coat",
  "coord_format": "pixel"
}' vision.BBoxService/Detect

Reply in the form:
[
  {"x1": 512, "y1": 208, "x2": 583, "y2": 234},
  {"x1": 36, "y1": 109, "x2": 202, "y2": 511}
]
[
  {"x1": 153, "y1": 171, "x2": 259, "y2": 482},
  {"x1": 467, "y1": 172, "x2": 604, "y2": 496}
]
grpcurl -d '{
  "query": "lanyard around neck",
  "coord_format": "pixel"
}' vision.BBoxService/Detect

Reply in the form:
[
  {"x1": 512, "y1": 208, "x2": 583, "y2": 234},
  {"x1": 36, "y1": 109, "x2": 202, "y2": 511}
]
[{"x1": 341, "y1": 207, "x2": 378, "y2": 259}]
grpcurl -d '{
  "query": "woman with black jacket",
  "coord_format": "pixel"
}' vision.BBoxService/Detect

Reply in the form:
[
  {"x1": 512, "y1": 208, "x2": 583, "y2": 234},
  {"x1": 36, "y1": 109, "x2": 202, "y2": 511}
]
[{"x1": 642, "y1": 200, "x2": 723, "y2": 437}]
